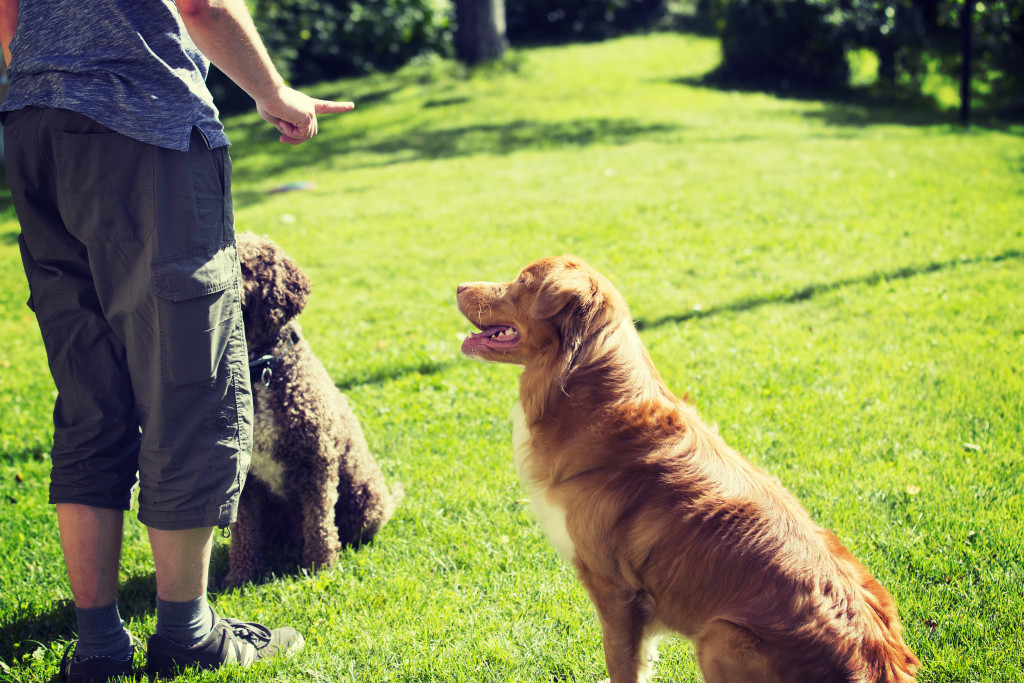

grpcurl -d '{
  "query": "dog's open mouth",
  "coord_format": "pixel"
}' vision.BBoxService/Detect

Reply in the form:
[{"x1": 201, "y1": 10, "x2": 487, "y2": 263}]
[{"x1": 461, "y1": 324, "x2": 520, "y2": 354}]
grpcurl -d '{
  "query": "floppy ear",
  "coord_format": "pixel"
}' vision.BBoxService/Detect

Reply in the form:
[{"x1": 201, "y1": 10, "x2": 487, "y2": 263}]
[
  {"x1": 265, "y1": 250, "x2": 311, "y2": 326},
  {"x1": 236, "y1": 232, "x2": 311, "y2": 341},
  {"x1": 530, "y1": 263, "x2": 598, "y2": 320}
]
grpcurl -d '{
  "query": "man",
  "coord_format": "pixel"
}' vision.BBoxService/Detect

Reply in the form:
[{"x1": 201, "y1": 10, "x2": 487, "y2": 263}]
[{"x1": 0, "y1": 1, "x2": 354, "y2": 681}]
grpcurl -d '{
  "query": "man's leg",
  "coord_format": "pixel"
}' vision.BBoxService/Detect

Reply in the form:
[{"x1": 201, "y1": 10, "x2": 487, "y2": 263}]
[
  {"x1": 148, "y1": 526, "x2": 216, "y2": 647},
  {"x1": 5, "y1": 108, "x2": 139, "y2": 682},
  {"x1": 145, "y1": 522, "x2": 305, "y2": 676},
  {"x1": 57, "y1": 505, "x2": 124, "y2": 608},
  {"x1": 148, "y1": 526, "x2": 214, "y2": 602},
  {"x1": 138, "y1": 131, "x2": 303, "y2": 675},
  {"x1": 56, "y1": 504, "x2": 134, "y2": 667}
]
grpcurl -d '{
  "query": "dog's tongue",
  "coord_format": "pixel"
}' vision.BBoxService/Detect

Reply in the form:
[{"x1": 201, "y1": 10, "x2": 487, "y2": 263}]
[{"x1": 461, "y1": 325, "x2": 519, "y2": 354}]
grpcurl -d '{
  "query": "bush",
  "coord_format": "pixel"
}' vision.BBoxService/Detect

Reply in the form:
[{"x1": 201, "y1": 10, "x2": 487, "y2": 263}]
[
  {"x1": 208, "y1": 0, "x2": 454, "y2": 112},
  {"x1": 505, "y1": 0, "x2": 667, "y2": 43},
  {"x1": 255, "y1": 0, "x2": 453, "y2": 82},
  {"x1": 718, "y1": 0, "x2": 850, "y2": 90}
]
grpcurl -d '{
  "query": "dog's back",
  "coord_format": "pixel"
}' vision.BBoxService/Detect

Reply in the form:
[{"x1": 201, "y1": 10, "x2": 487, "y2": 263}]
[
  {"x1": 643, "y1": 414, "x2": 916, "y2": 681},
  {"x1": 528, "y1": 392, "x2": 917, "y2": 682}
]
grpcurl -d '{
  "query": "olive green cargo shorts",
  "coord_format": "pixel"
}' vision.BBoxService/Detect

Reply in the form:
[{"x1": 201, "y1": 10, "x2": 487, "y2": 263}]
[{"x1": 3, "y1": 107, "x2": 252, "y2": 531}]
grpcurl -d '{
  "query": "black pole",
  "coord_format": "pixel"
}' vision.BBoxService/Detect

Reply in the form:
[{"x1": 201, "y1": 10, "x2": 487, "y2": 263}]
[{"x1": 960, "y1": 1, "x2": 972, "y2": 128}]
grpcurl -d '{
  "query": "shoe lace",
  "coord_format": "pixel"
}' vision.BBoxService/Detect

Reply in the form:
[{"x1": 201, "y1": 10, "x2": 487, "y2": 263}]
[
  {"x1": 59, "y1": 640, "x2": 77, "y2": 674},
  {"x1": 229, "y1": 622, "x2": 273, "y2": 651}
]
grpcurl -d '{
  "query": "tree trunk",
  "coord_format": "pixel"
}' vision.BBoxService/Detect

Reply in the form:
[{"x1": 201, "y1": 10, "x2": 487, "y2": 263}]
[
  {"x1": 454, "y1": 0, "x2": 507, "y2": 66},
  {"x1": 959, "y1": 1, "x2": 972, "y2": 128}
]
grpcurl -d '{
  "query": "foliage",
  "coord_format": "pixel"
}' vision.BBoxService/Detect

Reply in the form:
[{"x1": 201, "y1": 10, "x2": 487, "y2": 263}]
[
  {"x1": 690, "y1": 0, "x2": 731, "y2": 33},
  {"x1": 3, "y1": 33, "x2": 1024, "y2": 682},
  {"x1": 838, "y1": 0, "x2": 1022, "y2": 101},
  {"x1": 709, "y1": 0, "x2": 1023, "y2": 111},
  {"x1": 938, "y1": 0, "x2": 1024, "y2": 111},
  {"x1": 839, "y1": 0, "x2": 934, "y2": 86},
  {"x1": 505, "y1": 0, "x2": 667, "y2": 43},
  {"x1": 718, "y1": 0, "x2": 850, "y2": 90},
  {"x1": 208, "y1": 0, "x2": 455, "y2": 111},
  {"x1": 258, "y1": 0, "x2": 453, "y2": 82}
]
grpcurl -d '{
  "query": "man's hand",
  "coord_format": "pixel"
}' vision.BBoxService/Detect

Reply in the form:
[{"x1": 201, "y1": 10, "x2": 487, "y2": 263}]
[
  {"x1": 176, "y1": 0, "x2": 354, "y2": 144},
  {"x1": 255, "y1": 85, "x2": 354, "y2": 145}
]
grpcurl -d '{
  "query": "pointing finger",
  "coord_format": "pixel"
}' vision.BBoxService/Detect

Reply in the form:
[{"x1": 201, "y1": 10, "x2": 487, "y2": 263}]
[{"x1": 314, "y1": 100, "x2": 355, "y2": 115}]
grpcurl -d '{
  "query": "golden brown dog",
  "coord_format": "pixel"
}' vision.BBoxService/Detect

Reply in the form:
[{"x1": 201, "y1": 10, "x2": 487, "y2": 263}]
[{"x1": 457, "y1": 256, "x2": 918, "y2": 683}]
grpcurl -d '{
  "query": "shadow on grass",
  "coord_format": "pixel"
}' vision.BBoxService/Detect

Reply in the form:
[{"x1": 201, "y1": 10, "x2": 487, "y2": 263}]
[
  {"x1": 356, "y1": 118, "x2": 679, "y2": 159},
  {"x1": 423, "y1": 96, "x2": 472, "y2": 109},
  {"x1": 228, "y1": 117, "x2": 682, "y2": 207},
  {"x1": 635, "y1": 248, "x2": 1024, "y2": 331},
  {"x1": 0, "y1": 572, "x2": 160, "y2": 668},
  {"x1": 332, "y1": 249, "x2": 1024, "y2": 391},
  {"x1": 0, "y1": 599, "x2": 75, "y2": 667},
  {"x1": 336, "y1": 359, "x2": 450, "y2": 392}
]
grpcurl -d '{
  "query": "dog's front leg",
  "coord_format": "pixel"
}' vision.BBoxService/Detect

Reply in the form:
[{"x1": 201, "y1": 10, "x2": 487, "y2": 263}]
[
  {"x1": 297, "y1": 458, "x2": 342, "y2": 571},
  {"x1": 580, "y1": 569, "x2": 658, "y2": 683},
  {"x1": 223, "y1": 483, "x2": 267, "y2": 586}
]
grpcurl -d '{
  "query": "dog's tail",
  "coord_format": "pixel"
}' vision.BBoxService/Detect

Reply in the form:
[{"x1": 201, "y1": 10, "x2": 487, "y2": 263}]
[{"x1": 823, "y1": 531, "x2": 920, "y2": 682}]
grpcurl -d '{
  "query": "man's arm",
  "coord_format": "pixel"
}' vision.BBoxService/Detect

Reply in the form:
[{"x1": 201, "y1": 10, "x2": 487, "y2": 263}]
[
  {"x1": 175, "y1": 0, "x2": 352, "y2": 144},
  {"x1": 0, "y1": 0, "x2": 18, "y2": 68}
]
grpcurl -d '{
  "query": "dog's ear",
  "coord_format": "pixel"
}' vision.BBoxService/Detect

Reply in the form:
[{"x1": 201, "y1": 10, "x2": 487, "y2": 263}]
[
  {"x1": 236, "y1": 232, "x2": 312, "y2": 338},
  {"x1": 267, "y1": 251, "x2": 311, "y2": 326},
  {"x1": 530, "y1": 260, "x2": 599, "y2": 321},
  {"x1": 530, "y1": 259, "x2": 607, "y2": 392}
]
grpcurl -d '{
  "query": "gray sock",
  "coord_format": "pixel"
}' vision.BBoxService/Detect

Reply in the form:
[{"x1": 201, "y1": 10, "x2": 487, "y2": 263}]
[
  {"x1": 74, "y1": 603, "x2": 132, "y2": 661},
  {"x1": 155, "y1": 596, "x2": 215, "y2": 647}
]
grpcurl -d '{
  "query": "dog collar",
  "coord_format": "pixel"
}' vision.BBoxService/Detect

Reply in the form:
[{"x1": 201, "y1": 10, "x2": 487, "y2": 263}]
[{"x1": 248, "y1": 328, "x2": 300, "y2": 387}]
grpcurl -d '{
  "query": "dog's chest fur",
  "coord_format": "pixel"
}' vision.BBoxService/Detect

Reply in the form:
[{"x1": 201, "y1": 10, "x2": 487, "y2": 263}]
[
  {"x1": 512, "y1": 402, "x2": 575, "y2": 562},
  {"x1": 250, "y1": 383, "x2": 287, "y2": 498}
]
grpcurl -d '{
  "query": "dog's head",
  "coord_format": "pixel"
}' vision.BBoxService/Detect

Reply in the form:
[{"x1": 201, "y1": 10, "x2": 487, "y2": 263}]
[
  {"x1": 457, "y1": 256, "x2": 626, "y2": 370},
  {"x1": 236, "y1": 231, "x2": 312, "y2": 350}
]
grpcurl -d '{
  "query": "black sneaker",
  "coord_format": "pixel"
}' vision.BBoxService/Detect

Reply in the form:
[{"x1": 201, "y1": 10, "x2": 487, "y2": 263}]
[
  {"x1": 145, "y1": 613, "x2": 304, "y2": 678},
  {"x1": 59, "y1": 638, "x2": 137, "y2": 683}
]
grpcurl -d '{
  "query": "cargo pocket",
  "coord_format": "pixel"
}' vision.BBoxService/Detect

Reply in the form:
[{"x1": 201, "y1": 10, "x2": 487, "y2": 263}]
[{"x1": 153, "y1": 243, "x2": 241, "y2": 387}]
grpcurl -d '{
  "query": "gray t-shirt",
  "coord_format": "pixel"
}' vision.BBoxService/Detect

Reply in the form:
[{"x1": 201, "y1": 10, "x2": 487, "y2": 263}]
[{"x1": 1, "y1": 0, "x2": 229, "y2": 150}]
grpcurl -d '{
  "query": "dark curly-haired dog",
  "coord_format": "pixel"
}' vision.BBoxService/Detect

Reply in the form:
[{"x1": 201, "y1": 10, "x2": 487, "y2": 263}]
[{"x1": 223, "y1": 231, "x2": 401, "y2": 587}]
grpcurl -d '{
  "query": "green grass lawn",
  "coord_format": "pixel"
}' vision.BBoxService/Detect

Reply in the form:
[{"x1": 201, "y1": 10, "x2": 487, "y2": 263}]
[{"x1": 2, "y1": 32, "x2": 1023, "y2": 682}]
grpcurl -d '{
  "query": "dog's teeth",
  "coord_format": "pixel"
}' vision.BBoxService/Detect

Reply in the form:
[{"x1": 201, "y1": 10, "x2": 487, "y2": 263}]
[{"x1": 486, "y1": 327, "x2": 517, "y2": 340}]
